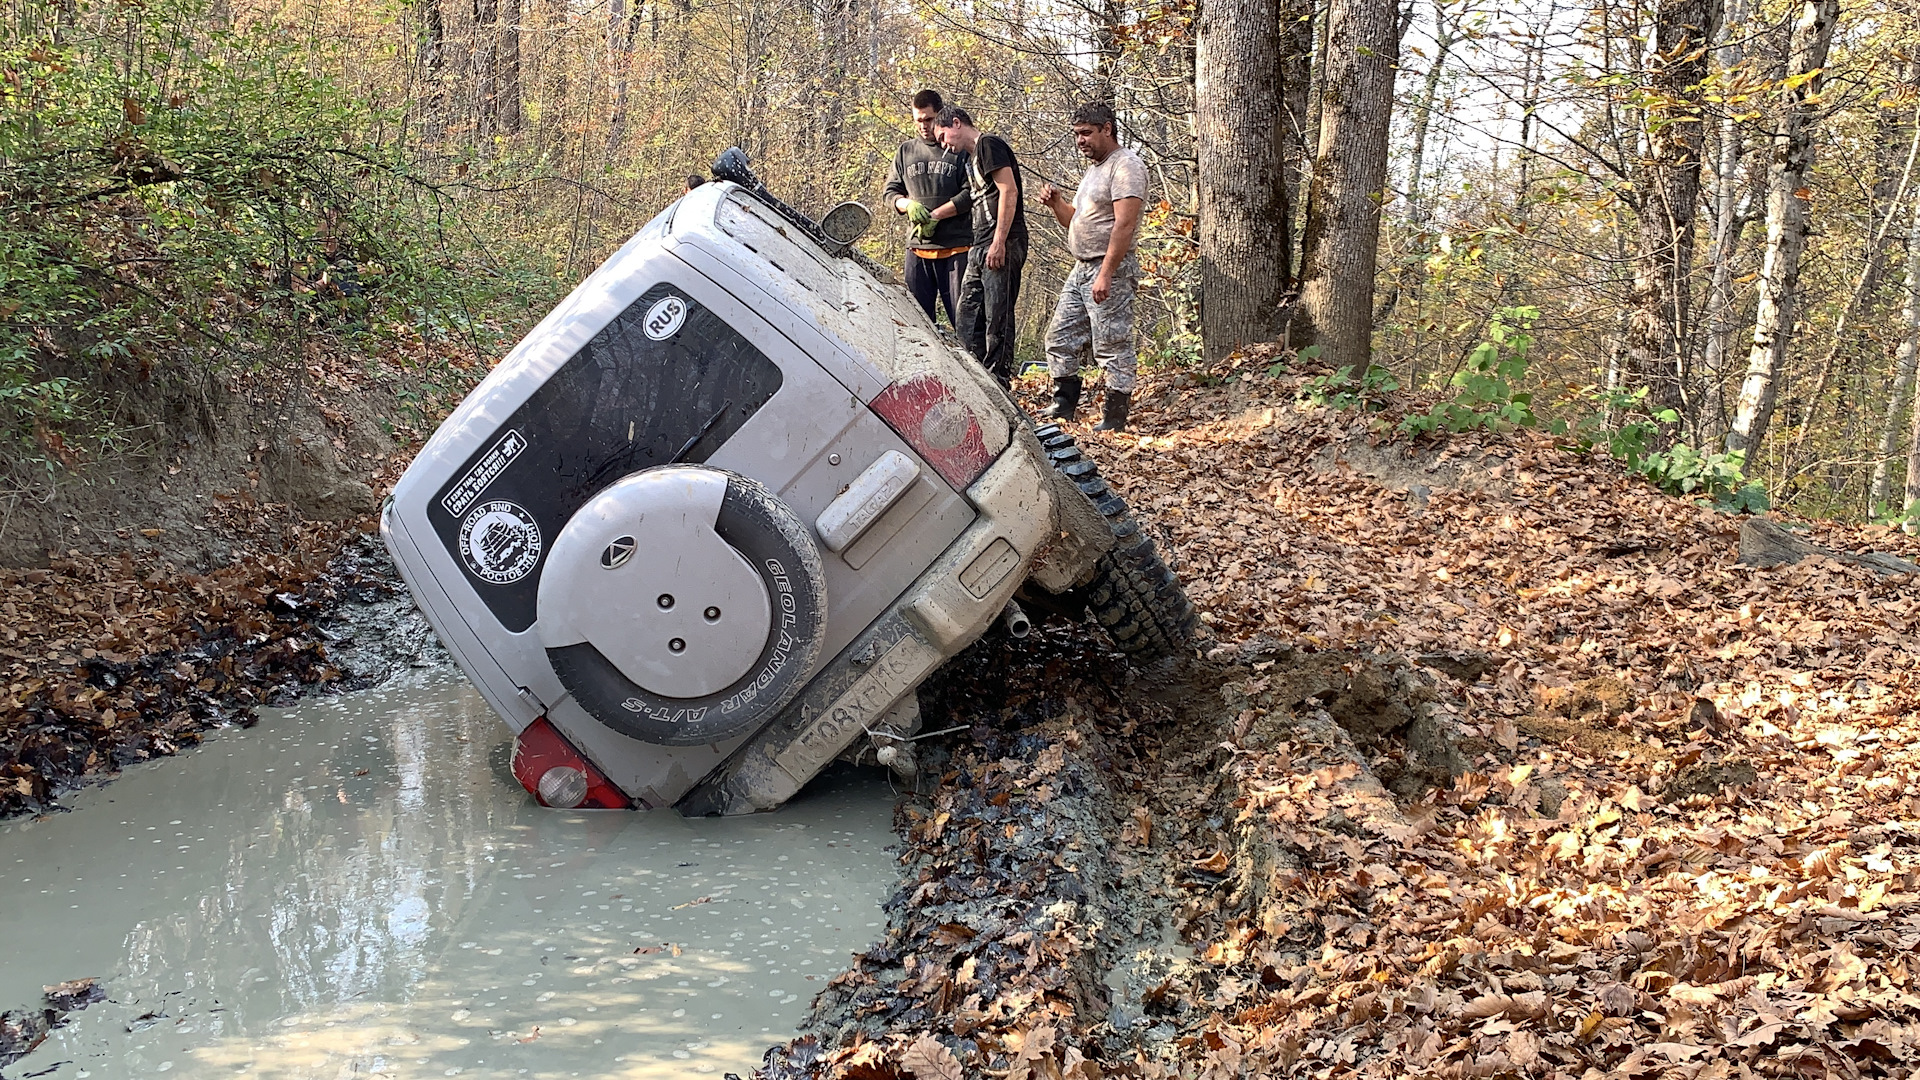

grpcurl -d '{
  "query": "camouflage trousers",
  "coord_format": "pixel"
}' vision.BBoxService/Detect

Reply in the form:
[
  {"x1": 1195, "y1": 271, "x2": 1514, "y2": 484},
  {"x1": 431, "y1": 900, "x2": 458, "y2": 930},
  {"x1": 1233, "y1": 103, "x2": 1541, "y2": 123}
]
[{"x1": 1044, "y1": 256, "x2": 1138, "y2": 394}]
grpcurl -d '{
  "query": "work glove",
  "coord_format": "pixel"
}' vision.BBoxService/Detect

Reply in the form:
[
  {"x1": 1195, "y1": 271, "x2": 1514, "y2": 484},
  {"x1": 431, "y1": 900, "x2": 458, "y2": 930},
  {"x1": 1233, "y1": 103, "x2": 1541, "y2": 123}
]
[
  {"x1": 906, "y1": 202, "x2": 934, "y2": 228},
  {"x1": 912, "y1": 218, "x2": 939, "y2": 244}
]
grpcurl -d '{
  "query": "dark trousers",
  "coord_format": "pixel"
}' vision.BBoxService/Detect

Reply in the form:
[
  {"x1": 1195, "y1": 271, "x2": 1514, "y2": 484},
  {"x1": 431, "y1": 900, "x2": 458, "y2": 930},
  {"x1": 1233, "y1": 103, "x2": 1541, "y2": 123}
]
[
  {"x1": 956, "y1": 239, "x2": 1026, "y2": 387},
  {"x1": 905, "y1": 249, "x2": 967, "y2": 329}
]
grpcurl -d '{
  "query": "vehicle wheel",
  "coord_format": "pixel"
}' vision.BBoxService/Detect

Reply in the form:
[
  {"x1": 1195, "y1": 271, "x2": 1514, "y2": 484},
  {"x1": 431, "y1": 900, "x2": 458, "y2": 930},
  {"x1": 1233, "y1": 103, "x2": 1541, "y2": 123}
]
[{"x1": 1033, "y1": 423, "x2": 1198, "y2": 659}]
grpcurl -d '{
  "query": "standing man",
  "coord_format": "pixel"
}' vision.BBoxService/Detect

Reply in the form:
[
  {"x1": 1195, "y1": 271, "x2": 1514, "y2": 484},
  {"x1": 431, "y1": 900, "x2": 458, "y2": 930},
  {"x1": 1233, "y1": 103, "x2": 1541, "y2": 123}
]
[
  {"x1": 882, "y1": 90, "x2": 972, "y2": 328},
  {"x1": 933, "y1": 106, "x2": 1029, "y2": 388},
  {"x1": 1035, "y1": 102, "x2": 1147, "y2": 431}
]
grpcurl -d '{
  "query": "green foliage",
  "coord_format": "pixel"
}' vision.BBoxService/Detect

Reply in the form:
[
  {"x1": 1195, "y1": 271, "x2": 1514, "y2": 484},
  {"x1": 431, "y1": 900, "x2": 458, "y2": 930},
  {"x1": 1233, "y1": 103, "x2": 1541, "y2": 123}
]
[
  {"x1": 1299, "y1": 360, "x2": 1400, "y2": 410},
  {"x1": 1399, "y1": 307, "x2": 1540, "y2": 435},
  {"x1": 0, "y1": 0, "x2": 557, "y2": 459},
  {"x1": 1548, "y1": 385, "x2": 1769, "y2": 513}
]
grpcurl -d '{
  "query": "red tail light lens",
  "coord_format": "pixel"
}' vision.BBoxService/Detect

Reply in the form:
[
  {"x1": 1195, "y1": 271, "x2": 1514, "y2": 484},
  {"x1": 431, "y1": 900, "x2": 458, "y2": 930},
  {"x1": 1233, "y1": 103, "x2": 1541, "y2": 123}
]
[
  {"x1": 869, "y1": 375, "x2": 996, "y2": 489},
  {"x1": 510, "y1": 718, "x2": 632, "y2": 809}
]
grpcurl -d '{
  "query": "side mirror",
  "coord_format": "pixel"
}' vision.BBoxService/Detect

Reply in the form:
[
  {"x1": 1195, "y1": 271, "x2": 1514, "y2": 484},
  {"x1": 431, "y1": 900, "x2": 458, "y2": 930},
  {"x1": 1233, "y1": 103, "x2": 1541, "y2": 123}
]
[{"x1": 817, "y1": 202, "x2": 872, "y2": 254}]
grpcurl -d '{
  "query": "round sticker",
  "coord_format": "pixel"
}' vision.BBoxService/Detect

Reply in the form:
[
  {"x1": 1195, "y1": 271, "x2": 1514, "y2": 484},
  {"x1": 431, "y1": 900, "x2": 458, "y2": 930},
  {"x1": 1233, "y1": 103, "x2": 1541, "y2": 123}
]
[
  {"x1": 643, "y1": 295, "x2": 688, "y2": 341},
  {"x1": 459, "y1": 500, "x2": 542, "y2": 585}
]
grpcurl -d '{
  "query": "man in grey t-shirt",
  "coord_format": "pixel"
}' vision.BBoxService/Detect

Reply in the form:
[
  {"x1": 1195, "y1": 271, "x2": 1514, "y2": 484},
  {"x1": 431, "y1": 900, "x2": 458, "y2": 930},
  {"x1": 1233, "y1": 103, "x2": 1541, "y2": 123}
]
[{"x1": 1034, "y1": 101, "x2": 1148, "y2": 431}]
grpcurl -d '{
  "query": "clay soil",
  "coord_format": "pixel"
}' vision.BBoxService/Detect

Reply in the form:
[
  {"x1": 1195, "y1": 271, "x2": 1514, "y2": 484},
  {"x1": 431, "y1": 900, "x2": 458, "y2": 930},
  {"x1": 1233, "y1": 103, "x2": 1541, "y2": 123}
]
[{"x1": 756, "y1": 355, "x2": 1920, "y2": 1080}]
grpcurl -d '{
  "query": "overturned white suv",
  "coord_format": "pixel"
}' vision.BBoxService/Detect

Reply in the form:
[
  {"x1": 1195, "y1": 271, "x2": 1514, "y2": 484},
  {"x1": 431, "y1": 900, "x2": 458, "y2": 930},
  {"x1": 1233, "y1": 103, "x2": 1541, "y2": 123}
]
[{"x1": 381, "y1": 150, "x2": 1194, "y2": 815}]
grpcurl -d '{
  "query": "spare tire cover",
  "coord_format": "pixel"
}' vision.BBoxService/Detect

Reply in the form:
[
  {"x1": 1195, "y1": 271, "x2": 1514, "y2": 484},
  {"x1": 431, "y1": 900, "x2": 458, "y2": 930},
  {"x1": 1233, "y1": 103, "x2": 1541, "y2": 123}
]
[{"x1": 537, "y1": 466, "x2": 827, "y2": 746}]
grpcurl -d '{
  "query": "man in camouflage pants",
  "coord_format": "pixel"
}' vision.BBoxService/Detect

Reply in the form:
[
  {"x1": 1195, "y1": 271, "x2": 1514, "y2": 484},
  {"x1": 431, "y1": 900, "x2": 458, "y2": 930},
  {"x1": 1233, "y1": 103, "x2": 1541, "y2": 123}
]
[{"x1": 1034, "y1": 101, "x2": 1146, "y2": 431}]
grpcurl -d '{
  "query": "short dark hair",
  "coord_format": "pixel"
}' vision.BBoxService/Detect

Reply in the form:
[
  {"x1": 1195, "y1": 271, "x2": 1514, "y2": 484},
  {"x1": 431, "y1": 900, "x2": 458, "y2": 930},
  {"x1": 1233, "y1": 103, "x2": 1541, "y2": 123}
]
[
  {"x1": 911, "y1": 88, "x2": 944, "y2": 112},
  {"x1": 1070, "y1": 101, "x2": 1117, "y2": 135},
  {"x1": 934, "y1": 105, "x2": 973, "y2": 129},
  {"x1": 685, "y1": 174, "x2": 707, "y2": 190}
]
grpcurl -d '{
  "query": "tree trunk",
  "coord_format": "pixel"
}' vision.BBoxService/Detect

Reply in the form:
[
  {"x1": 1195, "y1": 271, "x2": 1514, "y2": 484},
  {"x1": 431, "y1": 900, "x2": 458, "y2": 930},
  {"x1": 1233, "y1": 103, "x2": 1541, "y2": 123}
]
[
  {"x1": 1880, "y1": 188, "x2": 1920, "y2": 512},
  {"x1": 1279, "y1": 0, "x2": 1314, "y2": 277},
  {"x1": 496, "y1": 0, "x2": 522, "y2": 135},
  {"x1": 1724, "y1": 0, "x2": 1839, "y2": 460},
  {"x1": 1196, "y1": 0, "x2": 1287, "y2": 362},
  {"x1": 416, "y1": 0, "x2": 448, "y2": 141},
  {"x1": 1290, "y1": 0, "x2": 1400, "y2": 366},
  {"x1": 1624, "y1": 0, "x2": 1721, "y2": 428},
  {"x1": 472, "y1": 0, "x2": 500, "y2": 140},
  {"x1": 1697, "y1": 0, "x2": 1747, "y2": 446}
]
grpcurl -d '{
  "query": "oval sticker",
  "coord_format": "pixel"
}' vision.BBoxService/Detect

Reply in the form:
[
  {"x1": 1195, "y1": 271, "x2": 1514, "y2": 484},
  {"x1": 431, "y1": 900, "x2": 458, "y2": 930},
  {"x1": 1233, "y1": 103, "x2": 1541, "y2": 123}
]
[{"x1": 643, "y1": 295, "x2": 688, "y2": 340}]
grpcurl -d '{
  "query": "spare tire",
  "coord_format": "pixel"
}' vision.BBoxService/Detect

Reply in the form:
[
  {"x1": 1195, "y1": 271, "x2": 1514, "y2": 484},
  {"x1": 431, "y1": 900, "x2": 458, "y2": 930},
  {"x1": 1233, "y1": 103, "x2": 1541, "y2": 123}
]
[{"x1": 538, "y1": 467, "x2": 827, "y2": 746}]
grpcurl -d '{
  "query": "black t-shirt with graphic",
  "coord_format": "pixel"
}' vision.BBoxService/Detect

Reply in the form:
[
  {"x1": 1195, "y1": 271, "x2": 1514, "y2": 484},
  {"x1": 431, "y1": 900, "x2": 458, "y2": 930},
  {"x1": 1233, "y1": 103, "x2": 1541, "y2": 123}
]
[{"x1": 966, "y1": 134, "x2": 1029, "y2": 250}]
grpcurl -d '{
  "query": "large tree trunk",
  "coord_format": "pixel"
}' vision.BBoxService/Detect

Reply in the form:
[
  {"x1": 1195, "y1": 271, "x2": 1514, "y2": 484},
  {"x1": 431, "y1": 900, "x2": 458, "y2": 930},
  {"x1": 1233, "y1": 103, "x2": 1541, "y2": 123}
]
[
  {"x1": 1290, "y1": 0, "x2": 1399, "y2": 366},
  {"x1": 1878, "y1": 188, "x2": 1920, "y2": 512},
  {"x1": 1724, "y1": 0, "x2": 1839, "y2": 459},
  {"x1": 1697, "y1": 0, "x2": 1748, "y2": 446},
  {"x1": 1196, "y1": 0, "x2": 1287, "y2": 362},
  {"x1": 1625, "y1": 0, "x2": 1721, "y2": 428}
]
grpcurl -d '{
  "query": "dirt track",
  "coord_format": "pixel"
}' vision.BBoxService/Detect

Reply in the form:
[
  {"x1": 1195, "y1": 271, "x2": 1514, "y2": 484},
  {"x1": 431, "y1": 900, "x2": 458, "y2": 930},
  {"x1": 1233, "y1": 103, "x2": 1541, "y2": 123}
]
[{"x1": 754, "y1": 361, "x2": 1920, "y2": 1079}]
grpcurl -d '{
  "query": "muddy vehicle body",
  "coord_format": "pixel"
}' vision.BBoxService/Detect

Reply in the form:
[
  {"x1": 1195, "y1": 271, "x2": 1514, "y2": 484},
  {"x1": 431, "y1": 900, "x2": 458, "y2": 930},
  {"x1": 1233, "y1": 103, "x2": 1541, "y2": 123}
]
[{"x1": 382, "y1": 151, "x2": 1194, "y2": 814}]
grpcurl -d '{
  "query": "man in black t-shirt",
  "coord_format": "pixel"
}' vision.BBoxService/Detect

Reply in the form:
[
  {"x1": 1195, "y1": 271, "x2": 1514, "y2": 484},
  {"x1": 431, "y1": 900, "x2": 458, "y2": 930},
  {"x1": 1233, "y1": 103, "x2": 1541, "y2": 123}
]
[
  {"x1": 882, "y1": 89, "x2": 973, "y2": 328},
  {"x1": 932, "y1": 106, "x2": 1028, "y2": 387}
]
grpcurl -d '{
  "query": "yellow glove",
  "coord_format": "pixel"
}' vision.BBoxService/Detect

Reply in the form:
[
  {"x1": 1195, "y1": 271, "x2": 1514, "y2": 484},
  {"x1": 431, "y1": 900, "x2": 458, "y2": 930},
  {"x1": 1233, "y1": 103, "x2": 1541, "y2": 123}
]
[{"x1": 906, "y1": 202, "x2": 934, "y2": 227}]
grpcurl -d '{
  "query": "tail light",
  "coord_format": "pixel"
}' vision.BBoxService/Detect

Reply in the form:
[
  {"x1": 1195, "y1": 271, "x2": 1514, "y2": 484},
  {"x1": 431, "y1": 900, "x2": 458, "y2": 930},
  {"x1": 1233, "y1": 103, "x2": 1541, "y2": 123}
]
[
  {"x1": 869, "y1": 375, "x2": 996, "y2": 489},
  {"x1": 510, "y1": 718, "x2": 632, "y2": 809}
]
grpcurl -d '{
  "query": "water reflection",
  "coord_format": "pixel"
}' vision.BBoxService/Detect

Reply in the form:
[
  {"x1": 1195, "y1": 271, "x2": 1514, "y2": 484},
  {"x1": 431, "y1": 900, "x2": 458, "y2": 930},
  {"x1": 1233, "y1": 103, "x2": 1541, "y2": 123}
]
[{"x1": 0, "y1": 670, "x2": 897, "y2": 1078}]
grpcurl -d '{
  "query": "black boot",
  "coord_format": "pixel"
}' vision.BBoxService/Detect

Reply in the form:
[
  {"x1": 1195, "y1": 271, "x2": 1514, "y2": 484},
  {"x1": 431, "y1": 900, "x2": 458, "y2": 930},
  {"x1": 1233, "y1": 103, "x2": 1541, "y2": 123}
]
[
  {"x1": 1042, "y1": 376, "x2": 1082, "y2": 421},
  {"x1": 1092, "y1": 389, "x2": 1131, "y2": 432}
]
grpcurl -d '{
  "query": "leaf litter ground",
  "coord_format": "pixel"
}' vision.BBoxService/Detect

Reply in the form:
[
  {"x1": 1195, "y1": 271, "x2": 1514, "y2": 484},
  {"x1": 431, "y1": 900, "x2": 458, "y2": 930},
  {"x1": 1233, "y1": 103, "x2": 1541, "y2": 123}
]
[{"x1": 758, "y1": 360, "x2": 1920, "y2": 1080}]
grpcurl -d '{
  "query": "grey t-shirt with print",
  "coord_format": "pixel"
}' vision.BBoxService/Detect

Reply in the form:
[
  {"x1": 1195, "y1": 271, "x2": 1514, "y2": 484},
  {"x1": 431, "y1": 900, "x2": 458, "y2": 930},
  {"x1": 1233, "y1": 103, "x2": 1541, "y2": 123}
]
[{"x1": 1066, "y1": 145, "x2": 1148, "y2": 261}]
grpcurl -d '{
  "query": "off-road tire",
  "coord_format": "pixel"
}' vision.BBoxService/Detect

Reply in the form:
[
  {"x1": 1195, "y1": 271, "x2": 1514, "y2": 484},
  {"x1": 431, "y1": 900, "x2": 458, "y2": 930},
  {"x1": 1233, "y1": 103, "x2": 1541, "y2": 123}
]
[{"x1": 1033, "y1": 422, "x2": 1198, "y2": 659}]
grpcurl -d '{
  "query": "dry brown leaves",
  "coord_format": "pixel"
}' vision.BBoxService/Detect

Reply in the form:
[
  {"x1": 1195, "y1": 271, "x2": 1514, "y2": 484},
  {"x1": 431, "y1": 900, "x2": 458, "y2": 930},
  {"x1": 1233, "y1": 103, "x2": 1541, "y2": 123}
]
[{"x1": 1088, "y1": 362, "x2": 1920, "y2": 1077}]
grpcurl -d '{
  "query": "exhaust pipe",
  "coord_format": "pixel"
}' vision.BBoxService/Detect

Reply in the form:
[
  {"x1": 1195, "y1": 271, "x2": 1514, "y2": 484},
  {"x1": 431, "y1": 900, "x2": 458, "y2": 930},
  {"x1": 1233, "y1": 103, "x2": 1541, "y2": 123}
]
[{"x1": 1001, "y1": 600, "x2": 1032, "y2": 639}]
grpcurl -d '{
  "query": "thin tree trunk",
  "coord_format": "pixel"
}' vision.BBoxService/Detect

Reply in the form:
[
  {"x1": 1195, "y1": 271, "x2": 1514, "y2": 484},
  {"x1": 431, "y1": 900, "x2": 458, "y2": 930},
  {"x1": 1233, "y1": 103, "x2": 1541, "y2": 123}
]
[
  {"x1": 1624, "y1": 0, "x2": 1721, "y2": 428},
  {"x1": 416, "y1": 0, "x2": 447, "y2": 141},
  {"x1": 1404, "y1": 0, "x2": 1459, "y2": 223},
  {"x1": 1793, "y1": 106, "x2": 1920, "y2": 479},
  {"x1": 472, "y1": 0, "x2": 500, "y2": 140},
  {"x1": 1876, "y1": 187, "x2": 1920, "y2": 511},
  {"x1": 1196, "y1": 0, "x2": 1286, "y2": 362},
  {"x1": 1290, "y1": 0, "x2": 1400, "y2": 366},
  {"x1": 1698, "y1": 0, "x2": 1747, "y2": 446},
  {"x1": 1725, "y1": 0, "x2": 1839, "y2": 460},
  {"x1": 1279, "y1": 0, "x2": 1314, "y2": 288},
  {"x1": 497, "y1": 0, "x2": 522, "y2": 134}
]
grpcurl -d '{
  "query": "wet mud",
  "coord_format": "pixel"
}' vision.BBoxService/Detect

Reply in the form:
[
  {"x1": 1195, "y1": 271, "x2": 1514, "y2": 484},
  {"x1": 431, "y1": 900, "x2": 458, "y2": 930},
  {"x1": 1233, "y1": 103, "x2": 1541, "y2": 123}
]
[{"x1": 0, "y1": 670, "x2": 899, "y2": 1079}]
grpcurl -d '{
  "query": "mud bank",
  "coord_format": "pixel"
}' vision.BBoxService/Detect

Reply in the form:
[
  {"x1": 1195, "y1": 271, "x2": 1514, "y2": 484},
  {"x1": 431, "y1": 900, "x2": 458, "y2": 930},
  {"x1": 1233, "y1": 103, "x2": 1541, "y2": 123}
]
[{"x1": 0, "y1": 534, "x2": 442, "y2": 819}]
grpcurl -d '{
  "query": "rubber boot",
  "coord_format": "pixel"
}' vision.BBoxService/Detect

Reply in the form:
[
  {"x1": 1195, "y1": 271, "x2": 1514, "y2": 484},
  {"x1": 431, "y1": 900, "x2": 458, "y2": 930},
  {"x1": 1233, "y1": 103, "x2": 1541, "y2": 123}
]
[
  {"x1": 1042, "y1": 376, "x2": 1082, "y2": 421},
  {"x1": 1092, "y1": 389, "x2": 1131, "y2": 432}
]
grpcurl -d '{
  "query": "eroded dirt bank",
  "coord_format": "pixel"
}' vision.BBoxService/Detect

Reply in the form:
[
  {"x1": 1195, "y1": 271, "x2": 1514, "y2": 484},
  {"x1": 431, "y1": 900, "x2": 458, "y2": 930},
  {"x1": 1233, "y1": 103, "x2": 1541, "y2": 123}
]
[{"x1": 755, "y1": 363, "x2": 1920, "y2": 1079}]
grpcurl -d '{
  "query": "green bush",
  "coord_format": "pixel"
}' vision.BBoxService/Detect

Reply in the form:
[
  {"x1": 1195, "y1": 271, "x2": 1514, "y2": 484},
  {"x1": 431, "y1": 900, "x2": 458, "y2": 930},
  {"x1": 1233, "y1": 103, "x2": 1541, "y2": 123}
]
[
  {"x1": 0, "y1": 0, "x2": 556, "y2": 457},
  {"x1": 1399, "y1": 306, "x2": 1540, "y2": 435}
]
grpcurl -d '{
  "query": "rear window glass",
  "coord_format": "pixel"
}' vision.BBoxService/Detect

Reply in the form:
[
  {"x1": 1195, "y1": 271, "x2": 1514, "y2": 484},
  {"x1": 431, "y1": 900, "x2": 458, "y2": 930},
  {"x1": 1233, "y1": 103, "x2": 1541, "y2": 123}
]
[{"x1": 426, "y1": 282, "x2": 783, "y2": 632}]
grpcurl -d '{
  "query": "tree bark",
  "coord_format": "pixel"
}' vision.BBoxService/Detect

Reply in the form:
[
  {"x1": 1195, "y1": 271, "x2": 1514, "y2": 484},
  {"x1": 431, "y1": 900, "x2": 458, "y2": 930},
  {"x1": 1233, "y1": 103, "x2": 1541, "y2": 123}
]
[
  {"x1": 1624, "y1": 0, "x2": 1721, "y2": 427},
  {"x1": 1883, "y1": 188, "x2": 1920, "y2": 512},
  {"x1": 1724, "y1": 0, "x2": 1839, "y2": 460},
  {"x1": 1196, "y1": 0, "x2": 1287, "y2": 362},
  {"x1": 1290, "y1": 0, "x2": 1400, "y2": 366},
  {"x1": 496, "y1": 0, "x2": 522, "y2": 135},
  {"x1": 1697, "y1": 0, "x2": 1747, "y2": 446}
]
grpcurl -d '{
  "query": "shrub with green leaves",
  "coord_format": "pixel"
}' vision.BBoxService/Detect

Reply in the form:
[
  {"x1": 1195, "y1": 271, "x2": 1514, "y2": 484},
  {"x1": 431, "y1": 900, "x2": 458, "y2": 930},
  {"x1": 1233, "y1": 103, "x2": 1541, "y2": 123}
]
[
  {"x1": 0, "y1": 0, "x2": 556, "y2": 459},
  {"x1": 1399, "y1": 306, "x2": 1541, "y2": 435}
]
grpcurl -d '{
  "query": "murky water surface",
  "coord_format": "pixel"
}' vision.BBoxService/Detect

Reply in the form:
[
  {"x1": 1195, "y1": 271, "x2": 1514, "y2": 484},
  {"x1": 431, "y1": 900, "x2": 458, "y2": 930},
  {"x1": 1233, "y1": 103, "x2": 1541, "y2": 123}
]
[{"x1": 0, "y1": 670, "x2": 898, "y2": 1078}]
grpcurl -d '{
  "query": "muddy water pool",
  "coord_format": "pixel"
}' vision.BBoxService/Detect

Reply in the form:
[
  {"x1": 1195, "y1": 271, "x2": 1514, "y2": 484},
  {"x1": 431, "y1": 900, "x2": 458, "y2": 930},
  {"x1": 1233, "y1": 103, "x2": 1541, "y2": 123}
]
[{"x1": 0, "y1": 669, "x2": 900, "y2": 1078}]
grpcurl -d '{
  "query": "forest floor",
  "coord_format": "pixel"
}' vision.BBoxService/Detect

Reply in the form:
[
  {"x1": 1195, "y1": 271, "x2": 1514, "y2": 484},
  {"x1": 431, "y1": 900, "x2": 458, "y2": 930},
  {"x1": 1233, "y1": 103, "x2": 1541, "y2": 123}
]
[
  {"x1": 760, "y1": 353, "x2": 1920, "y2": 1079},
  {"x1": 6, "y1": 338, "x2": 1920, "y2": 1078}
]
